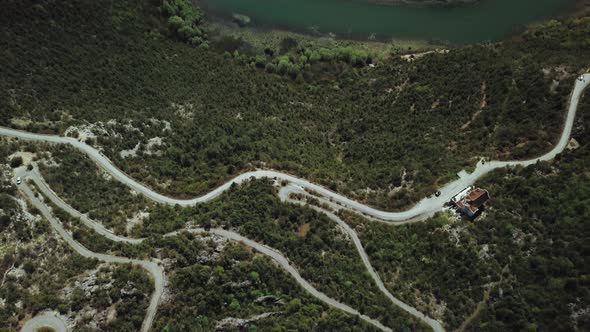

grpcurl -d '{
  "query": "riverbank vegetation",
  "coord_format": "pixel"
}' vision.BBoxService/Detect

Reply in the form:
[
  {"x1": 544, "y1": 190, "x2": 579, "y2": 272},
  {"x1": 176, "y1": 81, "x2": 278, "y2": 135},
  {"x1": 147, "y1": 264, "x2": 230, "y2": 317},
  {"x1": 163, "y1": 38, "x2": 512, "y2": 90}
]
[
  {"x1": 207, "y1": 20, "x2": 435, "y2": 60},
  {"x1": 230, "y1": 43, "x2": 375, "y2": 80},
  {"x1": 159, "y1": 0, "x2": 386, "y2": 79},
  {"x1": 163, "y1": 0, "x2": 208, "y2": 48}
]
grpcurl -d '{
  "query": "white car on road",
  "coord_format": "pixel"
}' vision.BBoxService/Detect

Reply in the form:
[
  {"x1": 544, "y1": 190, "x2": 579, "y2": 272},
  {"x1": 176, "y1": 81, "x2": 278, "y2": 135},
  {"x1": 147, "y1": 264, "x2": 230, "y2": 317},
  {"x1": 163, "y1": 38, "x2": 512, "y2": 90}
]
[{"x1": 16, "y1": 177, "x2": 22, "y2": 185}]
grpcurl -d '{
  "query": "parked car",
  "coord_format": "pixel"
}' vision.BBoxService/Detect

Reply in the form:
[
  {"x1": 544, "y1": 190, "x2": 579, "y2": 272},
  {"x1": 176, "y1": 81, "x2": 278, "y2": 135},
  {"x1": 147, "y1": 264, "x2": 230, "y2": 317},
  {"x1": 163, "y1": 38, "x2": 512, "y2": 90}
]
[
  {"x1": 16, "y1": 177, "x2": 22, "y2": 185},
  {"x1": 435, "y1": 190, "x2": 441, "y2": 197}
]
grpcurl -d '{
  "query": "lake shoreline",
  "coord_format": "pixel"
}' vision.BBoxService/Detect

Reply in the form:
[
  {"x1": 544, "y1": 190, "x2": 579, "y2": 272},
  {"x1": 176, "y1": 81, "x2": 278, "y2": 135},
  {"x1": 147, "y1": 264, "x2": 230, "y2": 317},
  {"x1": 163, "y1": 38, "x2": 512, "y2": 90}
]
[
  {"x1": 206, "y1": 20, "x2": 442, "y2": 62},
  {"x1": 197, "y1": 0, "x2": 578, "y2": 46}
]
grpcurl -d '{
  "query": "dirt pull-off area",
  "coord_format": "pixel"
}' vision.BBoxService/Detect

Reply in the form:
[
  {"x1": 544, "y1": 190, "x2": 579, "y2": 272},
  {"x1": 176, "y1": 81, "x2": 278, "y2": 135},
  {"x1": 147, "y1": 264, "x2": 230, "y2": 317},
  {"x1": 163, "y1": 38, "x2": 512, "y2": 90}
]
[
  {"x1": 567, "y1": 137, "x2": 580, "y2": 150},
  {"x1": 8, "y1": 151, "x2": 35, "y2": 165}
]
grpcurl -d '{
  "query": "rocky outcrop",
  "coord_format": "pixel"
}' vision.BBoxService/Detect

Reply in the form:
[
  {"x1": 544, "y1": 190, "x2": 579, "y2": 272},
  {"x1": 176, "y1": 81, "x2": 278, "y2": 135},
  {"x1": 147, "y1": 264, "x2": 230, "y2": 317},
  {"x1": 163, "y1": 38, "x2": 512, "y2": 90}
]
[{"x1": 215, "y1": 312, "x2": 282, "y2": 330}]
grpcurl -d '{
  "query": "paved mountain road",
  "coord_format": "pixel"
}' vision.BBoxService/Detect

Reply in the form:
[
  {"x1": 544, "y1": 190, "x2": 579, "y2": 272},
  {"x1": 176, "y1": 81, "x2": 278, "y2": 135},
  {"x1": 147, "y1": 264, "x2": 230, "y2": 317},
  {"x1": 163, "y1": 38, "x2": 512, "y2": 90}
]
[
  {"x1": 28, "y1": 168, "x2": 144, "y2": 244},
  {"x1": 183, "y1": 228, "x2": 394, "y2": 331},
  {"x1": 8, "y1": 74, "x2": 589, "y2": 332},
  {"x1": 1, "y1": 75, "x2": 588, "y2": 223},
  {"x1": 21, "y1": 311, "x2": 68, "y2": 332},
  {"x1": 283, "y1": 190, "x2": 444, "y2": 332},
  {"x1": 19, "y1": 182, "x2": 165, "y2": 332},
  {"x1": 19, "y1": 169, "x2": 392, "y2": 332}
]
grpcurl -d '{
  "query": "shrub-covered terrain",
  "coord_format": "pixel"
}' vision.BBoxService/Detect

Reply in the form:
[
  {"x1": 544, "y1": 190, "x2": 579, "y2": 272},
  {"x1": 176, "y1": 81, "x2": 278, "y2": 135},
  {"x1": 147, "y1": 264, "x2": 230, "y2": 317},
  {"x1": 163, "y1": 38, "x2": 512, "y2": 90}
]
[
  {"x1": 38, "y1": 145, "x2": 425, "y2": 330},
  {"x1": 152, "y1": 233, "x2": 383, "y2": 331},
  {"x1": 1, "y1": 139, "x2": 396, "y2": 331},
  {"x1": 340, "y1": 91, "x2": 590, "y2": 331},
  {"x1": 1, "y1": 0, "x2": 589, "y2": 211},
  {"x1": 0, "y1": 147, "x2": 152, "y2": 332}
]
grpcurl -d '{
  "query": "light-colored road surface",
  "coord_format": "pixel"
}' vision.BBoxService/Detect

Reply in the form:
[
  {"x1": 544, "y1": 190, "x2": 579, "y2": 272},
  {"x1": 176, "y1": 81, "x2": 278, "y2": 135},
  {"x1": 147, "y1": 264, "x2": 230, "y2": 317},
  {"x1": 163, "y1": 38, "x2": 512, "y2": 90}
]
[
  {"x1": 20, "y1": 170, "x2": 392, "y2": 332},
  {"x1": 0, "y1": 74, "x2": 588, "y2": 223},
  {"x1": 285, "y1": 194, "x2": 444, "y2": 332},
  {"x1": 6, "y1": 74, "x2": 588, "y2": 332},
  {"x1": 21, "y1": 311, "x2": 68, "y2": 332},
  {"x1": 181, "y1": 228, "x2": 394, "y2": 332},
  {"x1": 27, "y1": 168, "x2": 144, "y2": 244},
  {"x1": 18, "y1": 182, "x2": 164, "y2": 332}
]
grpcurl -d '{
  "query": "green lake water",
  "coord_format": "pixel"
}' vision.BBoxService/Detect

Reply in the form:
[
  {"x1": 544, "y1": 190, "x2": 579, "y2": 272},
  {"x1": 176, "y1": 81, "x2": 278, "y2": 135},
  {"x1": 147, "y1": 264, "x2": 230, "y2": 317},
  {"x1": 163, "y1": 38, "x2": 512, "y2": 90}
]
[{"x1": 199, "y1": 0, "x2": 576, "y2": 44}]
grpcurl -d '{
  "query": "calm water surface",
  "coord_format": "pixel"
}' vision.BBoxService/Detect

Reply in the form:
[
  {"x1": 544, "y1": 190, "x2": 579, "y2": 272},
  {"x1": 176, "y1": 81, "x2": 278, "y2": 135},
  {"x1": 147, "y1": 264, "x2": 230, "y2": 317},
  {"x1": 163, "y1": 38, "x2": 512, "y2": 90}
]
[{"x1": 200, "y1": 0, "x2": 576, "y2": 44}]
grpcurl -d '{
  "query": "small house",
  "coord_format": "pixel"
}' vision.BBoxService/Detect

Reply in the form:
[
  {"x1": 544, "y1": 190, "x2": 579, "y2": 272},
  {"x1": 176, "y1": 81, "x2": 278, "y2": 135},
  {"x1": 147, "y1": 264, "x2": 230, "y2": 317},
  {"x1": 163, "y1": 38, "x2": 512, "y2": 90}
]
[{"x1": 454, "y1": 188, "x2": 490, "y2": 219}]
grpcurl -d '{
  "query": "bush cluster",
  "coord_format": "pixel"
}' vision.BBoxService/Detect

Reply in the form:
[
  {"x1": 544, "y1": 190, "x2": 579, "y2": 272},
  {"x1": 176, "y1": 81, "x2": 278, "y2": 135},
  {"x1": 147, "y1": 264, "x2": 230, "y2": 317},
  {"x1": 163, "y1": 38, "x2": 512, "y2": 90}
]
[{"x1": 163, "y1": 0, "x2": 208, "y2": 48}]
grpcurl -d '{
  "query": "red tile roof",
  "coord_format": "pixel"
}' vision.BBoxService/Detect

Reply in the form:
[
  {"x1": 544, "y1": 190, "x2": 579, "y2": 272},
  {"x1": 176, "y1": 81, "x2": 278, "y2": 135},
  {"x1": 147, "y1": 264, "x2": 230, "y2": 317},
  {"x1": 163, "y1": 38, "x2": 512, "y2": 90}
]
[{"x1": 466, "y1": 189, "x2": 489, "y2": 208}]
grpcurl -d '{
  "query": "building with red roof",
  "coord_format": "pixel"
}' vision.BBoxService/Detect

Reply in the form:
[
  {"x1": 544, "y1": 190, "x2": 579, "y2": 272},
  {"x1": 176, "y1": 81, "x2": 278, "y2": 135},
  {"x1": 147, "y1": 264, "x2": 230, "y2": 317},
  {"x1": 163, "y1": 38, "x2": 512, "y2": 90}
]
[{"x1": 455, "y1": 188, "x2": 490, "y2": 219}]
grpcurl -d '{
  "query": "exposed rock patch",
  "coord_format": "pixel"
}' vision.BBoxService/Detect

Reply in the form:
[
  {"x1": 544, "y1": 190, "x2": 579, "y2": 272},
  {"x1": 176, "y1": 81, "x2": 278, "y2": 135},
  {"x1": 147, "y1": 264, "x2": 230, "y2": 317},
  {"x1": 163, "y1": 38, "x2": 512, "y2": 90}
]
[{"x1": 215, "y1": 312, "x2": 282, "y2": 330}]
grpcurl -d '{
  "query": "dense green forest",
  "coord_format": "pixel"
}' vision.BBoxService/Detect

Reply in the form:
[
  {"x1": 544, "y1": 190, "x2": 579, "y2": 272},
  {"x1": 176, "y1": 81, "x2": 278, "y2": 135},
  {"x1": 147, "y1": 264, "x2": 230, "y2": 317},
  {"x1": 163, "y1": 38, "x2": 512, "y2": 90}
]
[
  {"x1": 1, "y1": 0, "x2": 589, "y2": 210},
  {"x1": 35, "y1": 144, "x2": 425, "y2": 330},
  {"x1": 152, "y1": 234, "x2": 382, "y2": 331},
  {"x1": 1, "y1": 0, "x2": 589, "y2": 330},
  {"x1": 340, "y1": 92, "x2": 590, "y2": 331},
  {"x1": 1, "y1": 139, "x2": 388, "y2": 331}
]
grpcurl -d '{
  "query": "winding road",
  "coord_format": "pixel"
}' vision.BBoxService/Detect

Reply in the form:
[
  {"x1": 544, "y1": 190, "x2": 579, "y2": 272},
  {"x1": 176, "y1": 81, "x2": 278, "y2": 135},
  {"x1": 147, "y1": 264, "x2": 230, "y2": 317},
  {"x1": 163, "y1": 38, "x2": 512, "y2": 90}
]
[
  {"x1": 285, "y1": 194, "x2": 444, "y2": 331},
  {"x1": 19, "y1": 181, "x2": 165, "y2": 332},
  {"x1": 28, "y1": 168, "x2": 144, "y2": 244},
  {"x1": 8, "y1": 73, "x2": 589, "y2": 332},
  {"x1": 21, "y1": 311, "x2": 68, "y2": 332},
  {"x1": 19, "y1": 170, "x2": 393, "y2": 332},
  {"x1": 2, "y1": 74, "x2": 589, "y2": 224}
]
